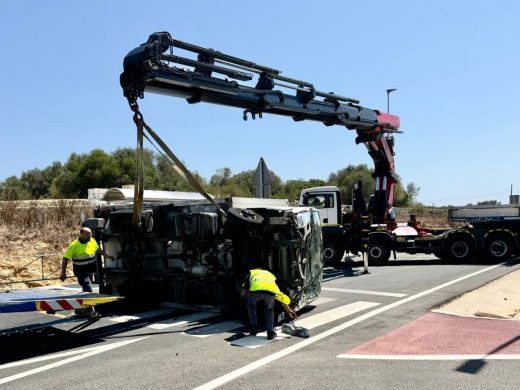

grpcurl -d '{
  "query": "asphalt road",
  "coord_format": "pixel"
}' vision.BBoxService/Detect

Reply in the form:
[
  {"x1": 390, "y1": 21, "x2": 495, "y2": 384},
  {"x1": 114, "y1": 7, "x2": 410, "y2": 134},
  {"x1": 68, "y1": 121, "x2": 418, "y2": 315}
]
[{"x1": 1, "y1": 253, "x2": 520, "y2": 390}]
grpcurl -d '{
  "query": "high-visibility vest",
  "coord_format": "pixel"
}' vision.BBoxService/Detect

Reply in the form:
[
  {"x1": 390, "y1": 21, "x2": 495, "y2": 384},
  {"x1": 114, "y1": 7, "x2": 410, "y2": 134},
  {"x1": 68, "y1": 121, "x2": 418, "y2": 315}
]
[
  {"x1": 63, "y1": 238, "x2": 99, "y2": 266},
  {"x1": 249, "y1": 269, "x2": 291, "y2": 305}
]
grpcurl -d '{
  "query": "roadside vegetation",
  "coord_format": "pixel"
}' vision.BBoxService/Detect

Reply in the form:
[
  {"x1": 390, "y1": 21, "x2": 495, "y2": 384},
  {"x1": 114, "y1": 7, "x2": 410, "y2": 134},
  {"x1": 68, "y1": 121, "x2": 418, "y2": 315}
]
[
  {"x1": 0, "y1": 200, "x2": 91, "y2": 288},
  {"x1": 0, "y1": 148, "x2": 421, "y2": 206}
]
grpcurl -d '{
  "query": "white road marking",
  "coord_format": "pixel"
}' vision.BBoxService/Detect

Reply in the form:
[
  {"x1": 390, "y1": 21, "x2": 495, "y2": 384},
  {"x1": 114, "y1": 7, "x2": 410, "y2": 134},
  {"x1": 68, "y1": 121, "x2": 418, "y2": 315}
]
[
  {"x1": 230, "y1": 302, "x2": 378, "y2": 349},
  {"x1": 230, "y1": 328, "x2": 290, "y2": 348},
  {"x1": 193, "y1": 262, "x2": 508, "y2": 390},
  {"x1": 337, "y1": 354, "x2": 520, "y2": 360},
  {"x1": 0, "y1": 337, "x2": 147, "y2": 385},
  {"x1": 184, "y1": 320, "x2": 243, "y2": 338},
  {"x1": 307, "y1": 297, "x2": 336, "y2": 306},
  {"x1": 108, "y1": 308, "x2": 176, "y2": 323},
  {"x1": 147, "y1": 311, "x2": 218, "y2": 330},
  {"x1": 321, "y1": 287, "x2": 407, "y2": 298},
  {"x1": 296, "y1": 302, "x2": 380, "y2": 330}
]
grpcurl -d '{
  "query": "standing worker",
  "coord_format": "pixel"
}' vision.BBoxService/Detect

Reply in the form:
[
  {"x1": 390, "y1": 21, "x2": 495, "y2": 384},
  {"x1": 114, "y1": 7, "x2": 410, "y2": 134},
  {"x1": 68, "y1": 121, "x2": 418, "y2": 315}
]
[
  {"x1": 60, "y1": 227, "x2": 114, "y2": 317},
  {"x1": 241, "y1": 265, "x2": 297, "y2": 340}
]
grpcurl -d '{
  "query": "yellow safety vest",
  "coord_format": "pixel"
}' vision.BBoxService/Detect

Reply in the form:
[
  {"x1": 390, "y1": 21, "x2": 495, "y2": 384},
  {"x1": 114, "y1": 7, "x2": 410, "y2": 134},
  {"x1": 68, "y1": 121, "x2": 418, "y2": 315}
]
[
  {"x1": 63, "y1": 238, "x2": 99, "y2": 266},
  {"x1": 249, "y1": 269, "x2": 290, "y2": 305}
]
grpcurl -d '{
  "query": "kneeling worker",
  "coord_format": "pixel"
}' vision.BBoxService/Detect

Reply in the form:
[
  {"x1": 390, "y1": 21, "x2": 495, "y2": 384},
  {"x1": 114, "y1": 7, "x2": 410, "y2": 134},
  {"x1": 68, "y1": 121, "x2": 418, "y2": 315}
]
[{"x1": 241, "y1": 266, "x2": 297, "y2": 340}]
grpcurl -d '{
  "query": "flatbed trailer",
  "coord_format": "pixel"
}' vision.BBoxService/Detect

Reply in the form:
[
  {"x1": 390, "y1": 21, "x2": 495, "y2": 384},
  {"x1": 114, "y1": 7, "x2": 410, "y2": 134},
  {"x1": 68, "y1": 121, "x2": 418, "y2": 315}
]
[
  {"x1": 366, "y1": 204, "x2": 520, "y2": 264},
  {"x1": 0, "y1": 286, "x2": 122, "y2": 335}
]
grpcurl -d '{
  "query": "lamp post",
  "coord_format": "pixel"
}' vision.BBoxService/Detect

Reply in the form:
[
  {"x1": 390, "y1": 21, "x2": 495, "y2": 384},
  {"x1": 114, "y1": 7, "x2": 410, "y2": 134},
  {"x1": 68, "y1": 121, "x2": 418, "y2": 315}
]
[{"x1": 386, "y1": 88, "x2": 397, "y2": 113}]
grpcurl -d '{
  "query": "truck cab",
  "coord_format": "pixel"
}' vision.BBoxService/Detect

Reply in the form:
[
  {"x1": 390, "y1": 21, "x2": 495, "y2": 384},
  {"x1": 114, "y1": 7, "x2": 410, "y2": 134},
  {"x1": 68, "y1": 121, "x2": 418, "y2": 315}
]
[
  {"x1": 299, "y1": 186, "x2": 361, "y2": 264},
  {"x1": 299, "y1": 186, "x2": 341, "y2": 225}
]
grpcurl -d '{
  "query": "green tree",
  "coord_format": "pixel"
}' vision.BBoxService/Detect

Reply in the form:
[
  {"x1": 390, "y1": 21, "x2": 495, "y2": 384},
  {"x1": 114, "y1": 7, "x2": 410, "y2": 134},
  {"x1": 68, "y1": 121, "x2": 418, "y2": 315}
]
[
  {"x1": 280, "y1": 178, "x2": 327, "y2": 202},
  {"x1": 477, "y1": 200, "x2": 501, "y2": 205},
  {"x1": 0, "y1": 176, "x2": 32, "y2": 200},
  {"x1": 405, "y1": 182, "x2": 421, "y2": 205},
  {"x1": 155, "y1": 153, "x2": 206, "y2": 191},
  {"x1": 20, "y1": 161, "x2": 63, "y2": 199},
  {"x1": 51, "y1": 150, "x2": 121, "y2": 198},
  {"x1": 328, "y1": 164, "x2": 374, "y2": 205}
]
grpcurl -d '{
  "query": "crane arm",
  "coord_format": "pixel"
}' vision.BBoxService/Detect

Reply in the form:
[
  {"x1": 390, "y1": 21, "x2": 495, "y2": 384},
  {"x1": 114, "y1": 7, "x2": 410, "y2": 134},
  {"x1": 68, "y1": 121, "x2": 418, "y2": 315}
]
[{"x1": 121, "y1": 31, "x2": 401, "y2": 223}]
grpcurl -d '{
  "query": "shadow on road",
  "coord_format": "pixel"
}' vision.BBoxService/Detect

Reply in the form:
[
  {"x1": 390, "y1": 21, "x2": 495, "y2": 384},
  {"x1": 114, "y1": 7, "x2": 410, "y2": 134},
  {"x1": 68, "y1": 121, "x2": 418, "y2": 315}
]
[{"x1": 456, "y1": 334, "x2": 520, "y2": 374}]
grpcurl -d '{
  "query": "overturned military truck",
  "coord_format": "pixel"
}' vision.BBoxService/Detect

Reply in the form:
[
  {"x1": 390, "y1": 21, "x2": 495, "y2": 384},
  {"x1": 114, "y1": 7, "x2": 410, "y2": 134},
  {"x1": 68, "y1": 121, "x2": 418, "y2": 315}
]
[{"x1": 86, "y1": 194, "x2": 324, "y2": 312}]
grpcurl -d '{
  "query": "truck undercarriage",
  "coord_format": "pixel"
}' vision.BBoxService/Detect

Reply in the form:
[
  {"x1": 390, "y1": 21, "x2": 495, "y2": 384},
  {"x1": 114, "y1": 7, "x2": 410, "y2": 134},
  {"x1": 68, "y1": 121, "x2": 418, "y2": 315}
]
[{"x1": 91, "y1": 199, "x2": 323, "y2": 311}]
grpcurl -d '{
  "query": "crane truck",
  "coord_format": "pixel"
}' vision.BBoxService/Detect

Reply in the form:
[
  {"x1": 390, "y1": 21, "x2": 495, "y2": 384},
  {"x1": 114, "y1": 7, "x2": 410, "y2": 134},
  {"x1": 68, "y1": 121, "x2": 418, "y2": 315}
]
[
  {"x1": 300, "y1": 185, "x2": 520, "y2": 265},
  {"x1": 92, "y1": 31, "x2": 403, "y2": 310}
]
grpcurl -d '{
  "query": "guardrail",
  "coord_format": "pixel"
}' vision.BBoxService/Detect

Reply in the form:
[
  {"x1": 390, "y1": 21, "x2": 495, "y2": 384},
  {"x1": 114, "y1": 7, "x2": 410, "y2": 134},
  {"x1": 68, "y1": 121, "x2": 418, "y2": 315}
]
[{"x1": 0, "y1": 254, "x2": 67, "y2": 286}]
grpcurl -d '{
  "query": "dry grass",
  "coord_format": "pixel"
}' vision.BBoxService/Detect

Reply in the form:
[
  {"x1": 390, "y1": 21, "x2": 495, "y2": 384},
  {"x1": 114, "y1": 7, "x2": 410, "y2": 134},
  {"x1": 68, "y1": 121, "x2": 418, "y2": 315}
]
[
  {"x1": 395, "y1": 207, "x2": 451, "y2": 228},
  {"x1": 0, "y1": 200, "x2": 93, "y2": 288}
]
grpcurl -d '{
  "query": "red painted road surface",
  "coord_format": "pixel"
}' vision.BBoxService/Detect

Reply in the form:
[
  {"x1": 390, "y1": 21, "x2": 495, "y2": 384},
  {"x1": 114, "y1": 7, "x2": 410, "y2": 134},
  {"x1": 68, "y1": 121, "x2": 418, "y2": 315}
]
[{"x1": 345, "y1": 313, "x2": 520, "y2": 356}]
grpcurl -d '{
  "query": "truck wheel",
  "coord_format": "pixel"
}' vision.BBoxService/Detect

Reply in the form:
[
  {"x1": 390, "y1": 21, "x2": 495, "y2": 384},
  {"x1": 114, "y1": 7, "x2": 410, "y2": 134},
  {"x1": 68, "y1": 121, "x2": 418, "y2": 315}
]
[
  {"x1": 367, "y1": 241, "x2": 391, "y2": 265},
  {"x1": 323, "y1": 242, "x2": 344, "y2": 265},
  {"x1": 227, "y1": 208, "x2": 264, "y2": 225},
  {"x1": 485, "y1": 234, "x2": 513, "y2": 261},
  {"x1": 444, "y1": 235, "x2": 475, "y2": 262}
]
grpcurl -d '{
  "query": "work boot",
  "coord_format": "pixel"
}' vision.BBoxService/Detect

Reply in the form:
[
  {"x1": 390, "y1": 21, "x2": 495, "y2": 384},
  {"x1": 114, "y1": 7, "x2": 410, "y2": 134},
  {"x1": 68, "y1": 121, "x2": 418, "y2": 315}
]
[
  {"x1": 88, "y1": 307, "x2": 102, "y2": 319},
  {"x1": 267, "y1": 331, "x2": 277, "y2": 340},
  {"x1": 75, "y1": 306, "x2": 101, "y2": 319},
  {"x1": 249, "y1": 326, "x2": 258, "y2": 336}
]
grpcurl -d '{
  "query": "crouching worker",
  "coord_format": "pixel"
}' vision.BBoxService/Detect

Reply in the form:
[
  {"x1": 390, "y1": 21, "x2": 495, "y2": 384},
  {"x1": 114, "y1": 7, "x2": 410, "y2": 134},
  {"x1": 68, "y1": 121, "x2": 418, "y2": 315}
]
[
  {"x1": 60, "y1": 227, "x2": 114, "y2": 318},
  {"x1": 240, "y1": 267, "x2": 297, "y2": 340}
]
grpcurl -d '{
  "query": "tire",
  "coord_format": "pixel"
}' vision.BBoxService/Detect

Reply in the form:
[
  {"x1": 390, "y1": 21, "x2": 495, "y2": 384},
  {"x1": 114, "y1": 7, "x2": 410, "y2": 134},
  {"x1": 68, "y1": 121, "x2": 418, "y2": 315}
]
[
  {"x1": 367, "y1": 241, "x2": 391, "y2": 265},
  {"x1": 485, "y1": 234, "x2": 513, "y2": 261},
  {"x1": 227, "y1": 208, "x2": 264, "y2": 227},
  {"x1": 443, "y1": 235, "x2": 475, "y2": 262},
  {"x1": 322, "y1": 242, "x2": 344, "y2": 265}
]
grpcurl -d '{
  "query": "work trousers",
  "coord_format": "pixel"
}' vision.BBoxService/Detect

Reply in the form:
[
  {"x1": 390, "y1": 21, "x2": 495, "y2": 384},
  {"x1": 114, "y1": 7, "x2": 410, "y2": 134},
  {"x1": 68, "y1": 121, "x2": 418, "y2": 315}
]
[
  {"x1": 73, "y1": 263, "x2": 95, "y2": 293},
  {"x1": 247, "y1": 291, "x2": 275, "y2": 332}
]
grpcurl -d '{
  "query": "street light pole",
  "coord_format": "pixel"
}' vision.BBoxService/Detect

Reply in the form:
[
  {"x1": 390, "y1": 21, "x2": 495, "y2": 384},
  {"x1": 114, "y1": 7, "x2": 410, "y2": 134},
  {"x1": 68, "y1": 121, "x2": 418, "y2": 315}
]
[{"x1": 386, "y1": 88, "x2": 397, "y2": 113}]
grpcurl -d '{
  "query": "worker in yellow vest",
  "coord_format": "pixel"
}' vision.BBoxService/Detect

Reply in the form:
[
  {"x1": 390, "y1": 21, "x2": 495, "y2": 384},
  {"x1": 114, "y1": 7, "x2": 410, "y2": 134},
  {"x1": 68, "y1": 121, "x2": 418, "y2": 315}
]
[
  {"x1": 60, "y1": 227, "x2": 114, "y2": 319},
  {"x1": 60, "y1": 227, "x2": 114, "y2": 293},
  {"x1": 241, "y1": 266, "x2": 297, "y2": 340}
]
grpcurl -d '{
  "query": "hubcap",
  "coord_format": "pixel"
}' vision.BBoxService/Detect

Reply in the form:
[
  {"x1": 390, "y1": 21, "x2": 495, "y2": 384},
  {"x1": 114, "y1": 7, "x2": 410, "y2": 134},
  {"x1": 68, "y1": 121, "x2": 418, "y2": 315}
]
[
  {"x1": 323, "y1": 247, "x2": 335, "y2": 260},
  {"x1": 369, "y1": 245, "x2": 383, "y2": 259},
  {"x1": 490, "y1": 240, "x2": 507, "y2": 257},
  {"x1": 451, "y1": 241, "x2": 469, "y2": 258}
]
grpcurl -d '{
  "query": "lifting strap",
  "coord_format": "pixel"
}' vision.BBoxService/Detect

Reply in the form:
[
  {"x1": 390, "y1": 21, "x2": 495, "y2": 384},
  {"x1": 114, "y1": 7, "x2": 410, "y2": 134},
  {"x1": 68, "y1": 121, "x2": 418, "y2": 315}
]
[
  {"x1": 133, "y1": 111, "x2": 145, "y2": 228},
  {"x1": 130, "y1": 106, "x2": 226, "y2": 217}
]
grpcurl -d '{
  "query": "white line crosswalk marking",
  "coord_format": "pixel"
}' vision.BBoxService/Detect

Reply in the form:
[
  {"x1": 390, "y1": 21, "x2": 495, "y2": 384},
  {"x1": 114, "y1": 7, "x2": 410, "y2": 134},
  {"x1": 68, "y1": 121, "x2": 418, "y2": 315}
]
[
  {"x1": 147, "y1": 312, "x2": 218, "y2": 330},
  {"x1": 108, "y1": 308, "x2": 176, "y2": 323},
  {"x1": 230, "y1": 301, "x2": 380, "y2": 349},
  {"x1": 321, "y1": 287, "x2": 406, "y2": 298},
  {"x1": 296, "y1": 301, "x2": 380, "y2": 330},
  {"x1": 308, "y1": 297, "x2": 336, "y2": 306}
]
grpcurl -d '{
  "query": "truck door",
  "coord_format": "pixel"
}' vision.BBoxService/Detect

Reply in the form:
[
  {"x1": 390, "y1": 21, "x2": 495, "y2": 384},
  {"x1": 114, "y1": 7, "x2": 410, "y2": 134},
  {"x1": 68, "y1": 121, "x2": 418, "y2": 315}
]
[{"x1": 306, "y1": 192, "x2": 338, "y2": 225}]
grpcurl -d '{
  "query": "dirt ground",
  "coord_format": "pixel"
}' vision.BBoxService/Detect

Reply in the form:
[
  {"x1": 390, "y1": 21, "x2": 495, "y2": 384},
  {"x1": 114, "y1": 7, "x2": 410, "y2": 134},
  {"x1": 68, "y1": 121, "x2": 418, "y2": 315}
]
[
  {"x1": 434, "y1": 269, "x2": 520, "y2": 320},
  {"x1": 0, "y1": 225, "x2": 79, "y2": 289},
  {"x1": 0, "y1": 199, "x2": 91, "y2": 289}
]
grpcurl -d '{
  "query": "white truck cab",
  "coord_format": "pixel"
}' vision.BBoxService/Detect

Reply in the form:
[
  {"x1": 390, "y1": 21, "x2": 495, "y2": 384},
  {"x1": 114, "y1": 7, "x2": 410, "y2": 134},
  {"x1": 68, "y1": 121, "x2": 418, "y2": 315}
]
[{"x1": 299, "y1": 186, "x2": 341, "y2": 225}]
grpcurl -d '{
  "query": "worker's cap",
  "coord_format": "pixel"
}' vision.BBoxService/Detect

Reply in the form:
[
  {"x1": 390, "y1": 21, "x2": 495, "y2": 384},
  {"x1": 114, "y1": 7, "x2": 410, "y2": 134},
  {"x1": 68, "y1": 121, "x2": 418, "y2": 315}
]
[{"x1": 80, "y1": 227, "x2": 92, "y2": 234}]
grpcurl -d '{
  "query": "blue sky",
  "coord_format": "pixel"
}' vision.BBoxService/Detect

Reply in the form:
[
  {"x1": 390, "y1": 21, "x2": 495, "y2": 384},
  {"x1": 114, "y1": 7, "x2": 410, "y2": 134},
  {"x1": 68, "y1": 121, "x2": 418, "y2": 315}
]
[{"x1": 1, "y1": 1, "x2": 518, "y2": 206}]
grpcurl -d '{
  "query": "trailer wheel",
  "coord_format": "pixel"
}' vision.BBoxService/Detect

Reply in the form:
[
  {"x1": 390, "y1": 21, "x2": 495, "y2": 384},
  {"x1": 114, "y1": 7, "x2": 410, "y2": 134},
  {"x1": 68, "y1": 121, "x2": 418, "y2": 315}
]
[
  {"x1": 485, "y1": 234, "x2": 513, "y2": 261},
  {"x1": 444, "y1": 235, "x2": 475, "y2": 262},
  {"x1": 322, "y1": 242, "x2": 344, "y2": 265},
  {"x1": 367, "y1": 241, "x2": 391, "y2": 265}
]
